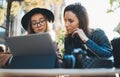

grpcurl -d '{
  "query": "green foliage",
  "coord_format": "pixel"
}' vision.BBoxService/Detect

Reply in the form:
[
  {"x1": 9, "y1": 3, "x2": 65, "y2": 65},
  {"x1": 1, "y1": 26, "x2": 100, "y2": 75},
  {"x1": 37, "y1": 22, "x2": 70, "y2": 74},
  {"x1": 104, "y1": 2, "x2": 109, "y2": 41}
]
[
  {"x1": 11, "y1": 1, "x2": 21, "y2": 16},
  {"x1": 110, "y1": 0, "x2": 116, "y2": 5},
  {"x1": 107, "y1": 0, "x2": 120, "y2": 13},
  {"x1": 57, "y1": 29, "x2": 66, "y2": 55},
  {"x1": 114, "y1": 22, "x2": 120, "y2": 34},
  {"x1": 0, "y1": 8, "x2": 6, "y2": 26}
]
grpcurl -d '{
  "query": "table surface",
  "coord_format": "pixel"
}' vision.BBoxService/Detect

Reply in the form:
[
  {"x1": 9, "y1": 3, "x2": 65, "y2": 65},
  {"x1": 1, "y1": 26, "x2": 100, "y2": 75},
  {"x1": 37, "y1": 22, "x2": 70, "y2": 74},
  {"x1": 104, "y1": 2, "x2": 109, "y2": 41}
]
[{"x1": 0, "y1": 68, "x2": 120, "y2": 77}]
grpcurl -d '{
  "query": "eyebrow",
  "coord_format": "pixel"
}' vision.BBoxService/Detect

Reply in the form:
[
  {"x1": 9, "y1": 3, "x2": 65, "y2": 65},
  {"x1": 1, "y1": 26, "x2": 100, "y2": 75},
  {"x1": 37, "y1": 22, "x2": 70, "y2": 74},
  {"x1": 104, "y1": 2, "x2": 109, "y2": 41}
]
[{"x1": 31, "y1": 18, "x2": 45, "y2": 22}]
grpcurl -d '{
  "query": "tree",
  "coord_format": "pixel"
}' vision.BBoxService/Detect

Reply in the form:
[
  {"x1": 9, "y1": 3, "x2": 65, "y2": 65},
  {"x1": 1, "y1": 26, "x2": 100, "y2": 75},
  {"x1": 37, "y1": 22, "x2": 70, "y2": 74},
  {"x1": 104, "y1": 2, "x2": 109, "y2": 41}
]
[
  {"x1": 107, "y1": 0, "x2": 120, "y2": 34},
  {"x1": 107, "y1": 0, "x2": 120, "y2": 13}
]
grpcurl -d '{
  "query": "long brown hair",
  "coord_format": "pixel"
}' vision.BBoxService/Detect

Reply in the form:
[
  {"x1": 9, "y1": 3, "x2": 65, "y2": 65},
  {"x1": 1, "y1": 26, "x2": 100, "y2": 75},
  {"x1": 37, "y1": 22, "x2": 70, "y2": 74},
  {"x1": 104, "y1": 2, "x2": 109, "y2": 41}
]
[
  {"x1": 64, "y1": 3, "x2": 89, "y2": 37},
  {"x1": 27, "y1": 20, "x2": 34, "y2": 34}
]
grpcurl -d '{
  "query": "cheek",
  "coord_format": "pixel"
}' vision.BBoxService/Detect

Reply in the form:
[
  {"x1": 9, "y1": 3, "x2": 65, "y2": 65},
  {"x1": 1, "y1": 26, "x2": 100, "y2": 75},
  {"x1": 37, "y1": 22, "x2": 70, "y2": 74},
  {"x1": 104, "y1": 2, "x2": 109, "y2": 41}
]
[
  {"x1": 74, "y1": 23, "x2": 79, "y2": 29},
  {"x1": 32, "y1": 27, "x2": 40, "y2": 33},
  {"x1": 70, "y1": 21, "x2": 79, "y2": 30},
  {"x1": 65, "y1": 25, "x2": 74, "y2": 34},
  {"x1": 32, "y1": 27, "x2": 36, "y2": 31},
  {"x1": 71, "y1": 23, "x2": 79, "y2": 30}
]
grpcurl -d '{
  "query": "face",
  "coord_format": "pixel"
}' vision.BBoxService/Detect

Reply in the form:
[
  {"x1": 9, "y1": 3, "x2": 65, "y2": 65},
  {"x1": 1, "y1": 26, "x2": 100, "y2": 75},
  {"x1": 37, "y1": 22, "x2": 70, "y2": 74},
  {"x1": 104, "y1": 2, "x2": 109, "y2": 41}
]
[
  {"x1": 64, "y1": 11, "x2": 79, "y2": 34},
  {"x1": 31, "y1": 13, "x2": 47, "y2": 33}
]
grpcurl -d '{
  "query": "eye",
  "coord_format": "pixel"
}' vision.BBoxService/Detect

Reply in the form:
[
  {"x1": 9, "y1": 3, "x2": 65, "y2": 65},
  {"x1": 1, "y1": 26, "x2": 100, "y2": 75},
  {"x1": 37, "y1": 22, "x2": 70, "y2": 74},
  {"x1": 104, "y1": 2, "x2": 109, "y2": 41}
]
[
  {"x1": 31, "y1": 22, "x2": 37, "y2": 26},
  {"x1": 31, "y1": 23, "x2": 37, "y2": 26},
  {"x1": 69, "y1": 19, "x2": 74, "y2": 23},
  {"x1": 40, "y1": 20, "x2": 45, "y2": 23}
]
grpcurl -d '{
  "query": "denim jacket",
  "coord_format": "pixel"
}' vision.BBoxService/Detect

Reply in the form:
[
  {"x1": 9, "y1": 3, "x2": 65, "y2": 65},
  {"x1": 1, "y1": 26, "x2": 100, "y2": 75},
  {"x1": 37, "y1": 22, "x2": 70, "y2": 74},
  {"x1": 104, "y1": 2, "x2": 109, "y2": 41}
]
[{"x1": 64, "y1": 28, "x2": 112, "y2": 58}]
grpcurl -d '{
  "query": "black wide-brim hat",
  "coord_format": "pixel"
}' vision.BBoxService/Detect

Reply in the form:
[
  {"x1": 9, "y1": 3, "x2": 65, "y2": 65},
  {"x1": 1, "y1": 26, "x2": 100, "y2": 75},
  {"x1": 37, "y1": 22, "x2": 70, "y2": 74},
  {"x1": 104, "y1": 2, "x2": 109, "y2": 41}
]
[{"x1": 21, "y1": 8, "x2": 54, "y2": 30}]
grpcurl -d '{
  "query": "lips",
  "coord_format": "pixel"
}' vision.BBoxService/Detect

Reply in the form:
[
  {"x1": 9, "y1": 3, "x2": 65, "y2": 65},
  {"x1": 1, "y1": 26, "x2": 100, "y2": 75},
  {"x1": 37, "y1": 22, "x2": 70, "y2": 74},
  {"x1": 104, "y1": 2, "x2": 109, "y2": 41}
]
[{"x1": 37, "y1": 28, "x2": 43, "y2": 32}]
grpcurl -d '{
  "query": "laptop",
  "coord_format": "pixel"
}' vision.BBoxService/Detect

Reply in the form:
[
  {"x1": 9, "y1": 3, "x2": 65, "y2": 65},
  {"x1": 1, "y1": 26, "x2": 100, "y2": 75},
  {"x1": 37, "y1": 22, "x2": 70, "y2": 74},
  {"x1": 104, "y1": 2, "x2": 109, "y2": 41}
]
[
  {"x1": 6, "y1": 32, "x2": 56, "y2": 56},
  {"x1": 5, "y1": 32, "x2": 59, "y2": 68}
]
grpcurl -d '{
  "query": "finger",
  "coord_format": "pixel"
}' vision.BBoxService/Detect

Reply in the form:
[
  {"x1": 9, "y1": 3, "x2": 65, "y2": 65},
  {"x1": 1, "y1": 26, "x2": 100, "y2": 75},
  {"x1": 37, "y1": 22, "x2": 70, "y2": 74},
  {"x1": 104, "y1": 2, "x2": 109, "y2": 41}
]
[{"x1": 72, "y1": 30, "x2": 77, "y2": 38}]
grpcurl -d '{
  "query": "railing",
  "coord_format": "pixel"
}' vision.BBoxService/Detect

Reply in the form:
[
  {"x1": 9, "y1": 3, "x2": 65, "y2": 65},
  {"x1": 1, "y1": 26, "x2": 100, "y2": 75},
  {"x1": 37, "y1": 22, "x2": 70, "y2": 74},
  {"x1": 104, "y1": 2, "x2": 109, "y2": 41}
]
[{"x1": 0, "y1": 68, "x2": 120, "y2": 77}]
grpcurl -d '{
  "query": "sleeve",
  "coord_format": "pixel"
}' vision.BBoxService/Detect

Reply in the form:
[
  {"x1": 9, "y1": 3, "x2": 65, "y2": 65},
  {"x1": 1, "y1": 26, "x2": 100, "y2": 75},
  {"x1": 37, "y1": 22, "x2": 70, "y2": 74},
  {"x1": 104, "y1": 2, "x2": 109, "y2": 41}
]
[
  {"x1": 53, "y1": 42, "x2": 63, "y2": 62},
  {"x1": 85, "y1": 28, "x2": 112, "y2": 57}
]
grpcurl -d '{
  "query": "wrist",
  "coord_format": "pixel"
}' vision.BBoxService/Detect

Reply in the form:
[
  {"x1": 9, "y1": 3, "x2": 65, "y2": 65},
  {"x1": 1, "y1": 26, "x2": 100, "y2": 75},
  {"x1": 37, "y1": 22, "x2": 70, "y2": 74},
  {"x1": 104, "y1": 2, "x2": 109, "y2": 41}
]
[{"x1": 83, "y1": 38, "x2": 89, "y2": 43}]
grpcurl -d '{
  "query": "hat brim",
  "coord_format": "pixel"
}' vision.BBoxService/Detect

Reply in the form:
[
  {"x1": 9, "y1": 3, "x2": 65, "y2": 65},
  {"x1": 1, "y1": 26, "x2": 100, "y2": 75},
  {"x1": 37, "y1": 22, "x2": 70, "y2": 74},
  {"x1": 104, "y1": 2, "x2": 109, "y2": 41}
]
[{"x1": 21, "y1": 8, "x2": 54, "y2": 30}]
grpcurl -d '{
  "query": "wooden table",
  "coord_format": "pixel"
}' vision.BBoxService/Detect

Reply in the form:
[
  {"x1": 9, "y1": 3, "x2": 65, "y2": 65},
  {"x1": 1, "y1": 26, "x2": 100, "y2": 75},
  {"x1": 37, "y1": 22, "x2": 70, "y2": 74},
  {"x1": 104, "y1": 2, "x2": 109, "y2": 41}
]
[{"x1": 0, "y1": 68, "x2": 120, "y2": 77}]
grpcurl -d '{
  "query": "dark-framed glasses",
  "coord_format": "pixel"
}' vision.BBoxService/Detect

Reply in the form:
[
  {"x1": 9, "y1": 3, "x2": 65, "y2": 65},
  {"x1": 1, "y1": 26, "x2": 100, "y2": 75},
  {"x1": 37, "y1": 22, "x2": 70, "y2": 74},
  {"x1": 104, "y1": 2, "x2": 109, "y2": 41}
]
[{"x1": 31, "y1": 20, "x2": 46, "y2": 27}]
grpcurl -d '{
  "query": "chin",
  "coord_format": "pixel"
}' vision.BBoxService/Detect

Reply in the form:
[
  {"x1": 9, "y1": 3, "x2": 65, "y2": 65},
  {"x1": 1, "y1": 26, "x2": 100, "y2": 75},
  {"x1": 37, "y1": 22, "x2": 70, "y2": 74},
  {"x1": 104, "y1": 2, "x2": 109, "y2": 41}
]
[{"x1": 67, "y1": 31, "x2": 73, "y2": 34}]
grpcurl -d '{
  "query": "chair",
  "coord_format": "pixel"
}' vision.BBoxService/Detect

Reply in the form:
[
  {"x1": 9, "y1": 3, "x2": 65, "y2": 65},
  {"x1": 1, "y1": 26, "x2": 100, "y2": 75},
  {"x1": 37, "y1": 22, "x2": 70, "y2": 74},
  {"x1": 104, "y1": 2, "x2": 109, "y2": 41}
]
[{"x1": 111, "y1": 37, "x2": 120, "y2": 68}]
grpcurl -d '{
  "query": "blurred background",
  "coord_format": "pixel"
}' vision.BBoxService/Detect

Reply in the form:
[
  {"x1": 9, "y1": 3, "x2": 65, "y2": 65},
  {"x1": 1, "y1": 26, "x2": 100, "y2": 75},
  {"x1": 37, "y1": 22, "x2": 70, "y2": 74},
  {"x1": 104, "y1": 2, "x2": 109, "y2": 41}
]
[{"x1": 0, "y1": 0, "x2": 120, "y2": 51}]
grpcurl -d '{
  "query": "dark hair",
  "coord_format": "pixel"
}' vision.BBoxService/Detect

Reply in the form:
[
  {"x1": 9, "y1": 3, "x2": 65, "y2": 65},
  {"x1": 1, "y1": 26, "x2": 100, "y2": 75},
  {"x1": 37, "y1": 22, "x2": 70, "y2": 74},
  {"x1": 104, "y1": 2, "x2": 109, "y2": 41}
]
[
  {"x1": 64, "y1": 3, "x2": 89, "y2": 37},
  {"x1": 26, "y1": 20, "x2": 35, "y2": 34},
  {"x1": 0, "y1": 46, "x2": 4, "y2": 52}
]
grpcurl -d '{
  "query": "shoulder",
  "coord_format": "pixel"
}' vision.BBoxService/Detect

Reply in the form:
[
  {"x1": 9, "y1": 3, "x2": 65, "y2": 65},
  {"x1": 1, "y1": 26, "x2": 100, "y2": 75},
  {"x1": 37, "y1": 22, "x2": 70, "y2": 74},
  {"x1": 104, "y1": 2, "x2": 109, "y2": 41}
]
[
  {"x1": 94, "y1": 28, "x2": 104, "y2": 33},
  {"x1": 91, "y1": 28, "x2": 105, "y2": 35},
  {"x1": 90, "y1": 28, "x2": 107, "y2": 40}
]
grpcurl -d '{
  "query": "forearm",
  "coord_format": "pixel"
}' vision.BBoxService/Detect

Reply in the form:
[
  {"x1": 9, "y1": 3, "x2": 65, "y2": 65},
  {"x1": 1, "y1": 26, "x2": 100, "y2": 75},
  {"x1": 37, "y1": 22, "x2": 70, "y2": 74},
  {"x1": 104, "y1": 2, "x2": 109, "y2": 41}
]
[{"x1": 86, "y1": 39, "x2": 112, "y2": 57}]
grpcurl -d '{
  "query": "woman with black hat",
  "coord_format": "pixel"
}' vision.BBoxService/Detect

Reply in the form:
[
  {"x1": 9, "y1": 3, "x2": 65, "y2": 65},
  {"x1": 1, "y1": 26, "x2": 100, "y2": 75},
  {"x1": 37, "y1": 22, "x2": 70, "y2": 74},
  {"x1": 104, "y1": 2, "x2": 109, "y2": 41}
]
[
  {"x1": 21, "y1": 7, "x2": 63, "y2": 67},
  {"x1": 21, "y1": 8, "x2": 54, "y2": 34},
  {"x1": 4, "y1": 8, "x2": 63, "y2": 69}
]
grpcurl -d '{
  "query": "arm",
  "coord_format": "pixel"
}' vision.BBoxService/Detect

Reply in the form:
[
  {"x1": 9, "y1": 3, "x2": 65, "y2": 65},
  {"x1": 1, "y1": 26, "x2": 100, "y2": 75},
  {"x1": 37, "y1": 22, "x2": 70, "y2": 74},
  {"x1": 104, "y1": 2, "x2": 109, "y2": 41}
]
[
  {"x1": 53, "y1": 42, "x2": 63, "y2": 62},
  {"x1": 72, "y1": 28, "x2": 112, "y2": 57},
  {"x1": 86, "y1": 29, "x2": 112, "y2": 57}
]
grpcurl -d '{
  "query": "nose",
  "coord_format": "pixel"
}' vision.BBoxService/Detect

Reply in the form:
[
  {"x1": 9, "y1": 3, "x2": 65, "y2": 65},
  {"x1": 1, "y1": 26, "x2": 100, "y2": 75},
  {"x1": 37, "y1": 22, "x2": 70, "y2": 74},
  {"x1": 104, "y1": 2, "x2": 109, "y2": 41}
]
[
  {"x1": 65, "y1": 21, "x2": 69, "y2": 27},
  {"x1": 36, "y1": 23, "x2": 41, "y2": 27}
]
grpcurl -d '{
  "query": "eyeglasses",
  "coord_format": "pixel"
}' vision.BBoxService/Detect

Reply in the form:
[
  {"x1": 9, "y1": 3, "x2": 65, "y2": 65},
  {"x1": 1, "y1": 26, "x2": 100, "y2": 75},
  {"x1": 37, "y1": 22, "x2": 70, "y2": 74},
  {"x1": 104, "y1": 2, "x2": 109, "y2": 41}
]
[{"x1": 31, "y1": 20, "x2": 46, "y2": 27}]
